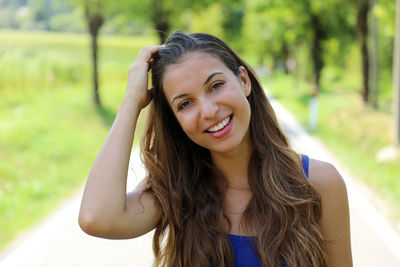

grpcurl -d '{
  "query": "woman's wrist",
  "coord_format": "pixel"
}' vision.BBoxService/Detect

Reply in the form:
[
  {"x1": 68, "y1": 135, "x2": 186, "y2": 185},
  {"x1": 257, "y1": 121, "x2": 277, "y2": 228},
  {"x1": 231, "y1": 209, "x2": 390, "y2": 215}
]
[
  {"x1": 117, "y1": 93, "x2": 142, "y2": 122},
  {"x1": 122, "y1": 89, "x2": 143, "y2": 108},
  {"x1": 124, "y1": 88, "x2": 149, "y2": 109}
]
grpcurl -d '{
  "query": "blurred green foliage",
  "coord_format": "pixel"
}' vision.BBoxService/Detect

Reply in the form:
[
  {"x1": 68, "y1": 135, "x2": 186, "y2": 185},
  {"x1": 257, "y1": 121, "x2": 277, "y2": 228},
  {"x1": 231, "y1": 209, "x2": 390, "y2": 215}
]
[
  {"x1": 1, "y1": 0, "x2": 396, "y2": 104},
  {"x1": 0, "y1": 30, "x2": 157, "y2": 250}
]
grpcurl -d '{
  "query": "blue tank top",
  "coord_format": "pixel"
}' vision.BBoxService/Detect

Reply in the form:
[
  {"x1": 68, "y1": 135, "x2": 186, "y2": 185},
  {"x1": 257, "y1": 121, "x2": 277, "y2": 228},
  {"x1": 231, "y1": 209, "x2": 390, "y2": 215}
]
[{"x1": 229, "y1": 155, "x2": 309, "y2": 267}]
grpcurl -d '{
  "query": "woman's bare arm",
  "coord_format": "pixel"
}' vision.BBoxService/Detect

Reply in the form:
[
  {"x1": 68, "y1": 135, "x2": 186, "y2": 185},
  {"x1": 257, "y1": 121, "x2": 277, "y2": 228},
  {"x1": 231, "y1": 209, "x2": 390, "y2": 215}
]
[
  {"x1": 78, "y1": 46, "x2": 163, "y2": 239},
  {"x1": 308, "y1": 159, "x2": 353, "y2": 267}
]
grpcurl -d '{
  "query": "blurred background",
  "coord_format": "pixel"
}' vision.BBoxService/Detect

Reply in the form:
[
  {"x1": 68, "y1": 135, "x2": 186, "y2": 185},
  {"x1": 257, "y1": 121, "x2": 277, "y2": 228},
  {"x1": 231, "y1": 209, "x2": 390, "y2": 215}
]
[{"x1": 0, "y1": 0, "x2": 399, "y2": 259}]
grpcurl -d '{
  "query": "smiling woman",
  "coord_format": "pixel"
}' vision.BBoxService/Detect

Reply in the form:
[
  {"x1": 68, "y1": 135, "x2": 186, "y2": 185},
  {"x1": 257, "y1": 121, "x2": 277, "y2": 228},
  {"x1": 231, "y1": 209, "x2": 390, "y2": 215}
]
[
  {"x1": 161, "y1": 52, "x2": 251, "y2": 153},
  {"x1": 79, "y1": 31, "x2": 353, "y2": 267}
]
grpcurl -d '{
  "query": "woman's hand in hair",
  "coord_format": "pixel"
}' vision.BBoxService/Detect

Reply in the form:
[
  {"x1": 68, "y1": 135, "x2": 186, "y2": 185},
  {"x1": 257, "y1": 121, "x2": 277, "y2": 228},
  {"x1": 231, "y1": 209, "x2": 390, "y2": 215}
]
[
  {"x1": 126, "y1": 45, "x2": 164, "y2": 109},
  {"x1": 79, "y1": 46, "x2": 163, "y2": 239}
]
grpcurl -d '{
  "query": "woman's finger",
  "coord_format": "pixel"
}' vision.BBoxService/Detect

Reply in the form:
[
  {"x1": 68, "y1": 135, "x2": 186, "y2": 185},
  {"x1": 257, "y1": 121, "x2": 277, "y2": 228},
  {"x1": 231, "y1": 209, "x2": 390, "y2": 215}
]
[{"x1": 136, "y1": 45, "x2": 164, "y2": 64}]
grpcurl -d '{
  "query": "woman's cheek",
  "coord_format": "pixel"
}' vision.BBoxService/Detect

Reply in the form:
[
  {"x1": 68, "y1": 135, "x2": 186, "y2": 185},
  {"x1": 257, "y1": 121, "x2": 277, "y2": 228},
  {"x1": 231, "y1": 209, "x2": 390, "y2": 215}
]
[{"x1": 177, "y1": 115, "x2": 194, "y2": 135}]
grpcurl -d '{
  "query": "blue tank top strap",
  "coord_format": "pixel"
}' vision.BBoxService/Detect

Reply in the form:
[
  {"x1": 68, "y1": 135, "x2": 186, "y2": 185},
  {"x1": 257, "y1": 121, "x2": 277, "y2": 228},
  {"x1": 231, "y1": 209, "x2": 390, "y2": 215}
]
[{"x1": 301, "y1": 154, "x2": 309, "y2": 178}]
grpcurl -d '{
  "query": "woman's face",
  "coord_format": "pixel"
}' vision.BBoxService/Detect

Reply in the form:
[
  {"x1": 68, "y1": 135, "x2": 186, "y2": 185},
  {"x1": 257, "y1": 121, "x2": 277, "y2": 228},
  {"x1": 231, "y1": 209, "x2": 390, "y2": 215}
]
[{"x1": 162, "y1": 52, "x2": 252, "y2": 155}]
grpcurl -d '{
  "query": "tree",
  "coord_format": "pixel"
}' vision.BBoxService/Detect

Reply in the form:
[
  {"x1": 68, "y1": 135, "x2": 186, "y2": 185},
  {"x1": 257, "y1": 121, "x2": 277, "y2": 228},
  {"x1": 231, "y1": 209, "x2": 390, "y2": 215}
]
[
  {"x1": 84, "y1": 0, "x2": 104, "y2": 106},
  {"x1": 220, "y1": 1, "x2": 245, "y2": 48},
  {"x1": 352, "y1": 0, "x2": 372, "y2": 103},
  {"x1": 372, "y1": 0, "x2": 397, "y2": 110},
  {"x1": 118, "y1": 0, "x2": 181, "y2": 44},
  {"x1": 243, "y1": 0, "x2": 308, "y2": 70},
  {"x1": 190, "y1": 1, "x2": 244, "y2": 50},
  {"x1": 119, "y1": 0, "x2": 226, "y2": 44},
  {"x1": 243, "y1": 0, "x2": 353, "y2": 93},
  {"x1": 151, "y1": 0, "x2": 171, "y2": 43},
  {"x1": 304, "y1": 0, "x2": 354, "y2": 93},
  {"x1": 369, "y1": 0, "x2": 379, "y2": 108},
  {"x1": 69, "y1": 0, "x2": 117, "y2": 107},
  {"x1": 394, "y1": 0, "x2": 400, "y2": 145},
  {"x1": 308, "y1": 8, "x2": 326, "y2": 93}
]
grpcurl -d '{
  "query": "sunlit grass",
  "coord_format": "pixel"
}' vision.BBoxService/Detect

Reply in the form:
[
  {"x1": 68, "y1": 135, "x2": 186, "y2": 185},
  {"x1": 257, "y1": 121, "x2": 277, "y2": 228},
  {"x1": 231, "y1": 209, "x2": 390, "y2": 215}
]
[{"x1": 0, "y1": 29, "x2": 157, "y2": 250}]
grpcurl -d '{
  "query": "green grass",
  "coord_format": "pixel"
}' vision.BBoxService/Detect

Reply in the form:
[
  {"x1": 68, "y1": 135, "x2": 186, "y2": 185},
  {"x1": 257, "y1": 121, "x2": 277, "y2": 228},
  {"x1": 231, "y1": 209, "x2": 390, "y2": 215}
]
[
  {"x1": 0, "y1": 29, "x2": 157, "y2": 250},
  {"x1": 264, "y1": 72, "x2": 400, "y2": 225}
]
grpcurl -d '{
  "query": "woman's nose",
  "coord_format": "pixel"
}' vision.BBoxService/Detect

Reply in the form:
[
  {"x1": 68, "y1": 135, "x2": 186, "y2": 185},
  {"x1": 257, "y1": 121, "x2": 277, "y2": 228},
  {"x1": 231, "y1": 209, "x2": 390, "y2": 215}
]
[{"x1": 199, "y1": 98, "x2": 218, "y2": 120}]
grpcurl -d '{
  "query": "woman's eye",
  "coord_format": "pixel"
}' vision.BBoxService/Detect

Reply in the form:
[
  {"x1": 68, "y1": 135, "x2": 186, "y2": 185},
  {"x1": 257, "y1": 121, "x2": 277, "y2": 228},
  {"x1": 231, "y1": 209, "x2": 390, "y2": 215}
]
[
  {"x1": 178, "y1": 100, "x2": 190, "y2": 111},
  {"x1": 211, "y1": 82, "x2": 224, "y2": 91}
]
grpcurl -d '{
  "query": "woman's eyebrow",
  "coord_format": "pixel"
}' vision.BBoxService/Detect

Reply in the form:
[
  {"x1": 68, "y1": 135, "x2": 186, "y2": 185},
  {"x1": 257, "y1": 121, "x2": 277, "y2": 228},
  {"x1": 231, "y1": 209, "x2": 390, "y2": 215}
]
[
  {"x1": 171, "y1": 93, "x2": 189, "y2": 105},
  {"x1": 203, "y1": 72, "x2": 223, "y2": 86}
]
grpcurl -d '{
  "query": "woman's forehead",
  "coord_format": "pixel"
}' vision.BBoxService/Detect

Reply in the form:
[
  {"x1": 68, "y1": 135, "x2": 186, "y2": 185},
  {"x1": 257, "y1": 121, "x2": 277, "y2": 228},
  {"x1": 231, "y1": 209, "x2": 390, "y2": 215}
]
[
  {"x1": 162, "y1": 53, "x2": 229, "y2": 94},
  {"x1": 163, "y1": 53, "x2": 228, "y2": 82}
]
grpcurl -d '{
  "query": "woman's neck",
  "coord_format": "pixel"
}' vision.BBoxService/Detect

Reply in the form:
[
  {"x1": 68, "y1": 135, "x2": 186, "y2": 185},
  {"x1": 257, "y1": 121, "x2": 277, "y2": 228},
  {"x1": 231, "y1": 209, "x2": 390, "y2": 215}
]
[{"x1": 210, "y1": 140, "x2": 253, "y2": 189}]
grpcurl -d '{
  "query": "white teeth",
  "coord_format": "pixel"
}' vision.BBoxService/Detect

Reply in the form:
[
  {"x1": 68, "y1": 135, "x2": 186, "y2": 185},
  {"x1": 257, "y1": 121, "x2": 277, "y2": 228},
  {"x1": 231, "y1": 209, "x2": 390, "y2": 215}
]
[{"x1": 207, "y1": 116, "x2": 231, "y2": 132}]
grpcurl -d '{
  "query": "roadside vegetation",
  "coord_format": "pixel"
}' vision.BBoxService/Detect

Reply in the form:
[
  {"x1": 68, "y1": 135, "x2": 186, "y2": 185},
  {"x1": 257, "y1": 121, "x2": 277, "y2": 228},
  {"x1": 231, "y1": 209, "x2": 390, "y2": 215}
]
[{"x1": 0, "y1": 30, "x2": 156, "y2": 250}]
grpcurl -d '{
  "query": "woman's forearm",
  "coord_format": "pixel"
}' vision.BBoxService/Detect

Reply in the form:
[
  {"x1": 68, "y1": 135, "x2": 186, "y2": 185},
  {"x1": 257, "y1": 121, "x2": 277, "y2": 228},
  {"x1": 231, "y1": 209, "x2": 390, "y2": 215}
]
[
  {"x1": 79, "y1": 45, "x2": 164, "y2": 237},
  {"x1": 79, "y1": 94, "x2": 141, "y2": 230}
]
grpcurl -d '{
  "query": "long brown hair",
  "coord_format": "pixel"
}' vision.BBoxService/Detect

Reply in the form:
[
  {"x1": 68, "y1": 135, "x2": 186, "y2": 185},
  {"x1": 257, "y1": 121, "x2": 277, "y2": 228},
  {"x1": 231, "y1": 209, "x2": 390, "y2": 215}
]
[{"x1": 141, "y1": 31, "x2": 326, "y2": 267}]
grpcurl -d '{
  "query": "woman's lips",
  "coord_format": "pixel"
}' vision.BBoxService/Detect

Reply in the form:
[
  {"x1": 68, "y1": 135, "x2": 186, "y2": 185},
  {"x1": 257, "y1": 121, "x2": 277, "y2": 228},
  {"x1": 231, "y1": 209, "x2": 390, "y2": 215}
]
[{"x1": 205, "y1": 115, "x2": 233, "y2": 138}]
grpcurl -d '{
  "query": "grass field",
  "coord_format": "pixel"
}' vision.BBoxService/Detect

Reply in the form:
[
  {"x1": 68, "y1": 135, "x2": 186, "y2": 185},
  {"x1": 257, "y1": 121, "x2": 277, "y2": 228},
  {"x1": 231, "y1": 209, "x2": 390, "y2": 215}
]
[
  {"x1": 0, "y1": 30, "x2": 157, "y2": 250},
  {"x1": 264, "y1": 72, "x2": 400, "y2": 229}
]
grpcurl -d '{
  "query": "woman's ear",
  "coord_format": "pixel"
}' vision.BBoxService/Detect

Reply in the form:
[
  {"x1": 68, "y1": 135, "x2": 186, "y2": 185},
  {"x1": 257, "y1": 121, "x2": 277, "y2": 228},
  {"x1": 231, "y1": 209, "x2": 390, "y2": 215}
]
[{"x1": 238, "y1": 66, "x2": 251, "y2": 97}]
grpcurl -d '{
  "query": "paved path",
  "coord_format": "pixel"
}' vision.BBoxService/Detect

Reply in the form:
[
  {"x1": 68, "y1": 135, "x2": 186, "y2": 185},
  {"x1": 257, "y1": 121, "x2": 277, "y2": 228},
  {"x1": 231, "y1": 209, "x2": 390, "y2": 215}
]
[{"x1": 1, "y1": 98, "x2": 400, "y2": 267}]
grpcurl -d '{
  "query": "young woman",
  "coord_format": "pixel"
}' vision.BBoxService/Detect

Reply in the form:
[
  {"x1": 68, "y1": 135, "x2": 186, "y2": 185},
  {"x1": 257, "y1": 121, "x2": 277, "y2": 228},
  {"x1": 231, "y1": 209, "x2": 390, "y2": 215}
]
[{"x1": 79, "y1": 31, "x2": 352, "y2": 267}]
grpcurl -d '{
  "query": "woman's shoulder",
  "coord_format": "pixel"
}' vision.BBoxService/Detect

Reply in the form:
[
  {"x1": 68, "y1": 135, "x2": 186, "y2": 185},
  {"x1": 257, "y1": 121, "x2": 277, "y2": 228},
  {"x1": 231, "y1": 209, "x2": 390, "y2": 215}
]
[
  {"x1": 306, "y1": 157, "x2": 346, "y2": 195},
  {"x1": 305, "y1": 158, "x2": 353, "y2": 265}
]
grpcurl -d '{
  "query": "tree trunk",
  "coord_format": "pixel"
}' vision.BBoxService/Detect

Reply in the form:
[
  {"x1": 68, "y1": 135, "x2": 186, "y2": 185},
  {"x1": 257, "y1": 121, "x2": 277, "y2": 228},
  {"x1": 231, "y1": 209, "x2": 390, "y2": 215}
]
[
  {"x1": 310, "y1": 14, "x2": 324, "y2": 93},
  {"x1": 369, "y1": 0, "x2": 378, "y2": 108},
  {"x1": 90, "y1": 32, "x2": 100, "y2": 106},
  {"x1": 356, "y1": 0, "x2": 370, "y2": 103},
  {"x1": 272, "y1": 54, "x2": 279, "y2": 72},
  {"x1": 85, "y1": 5, "x2": 104, "y2": 107},
  {"x1": 394, "y1": 0, "x2": 400, "y2": 145},
  {"x1": 152, "y1": 0, "x2": 170, "y2": 44},
  {"x1": 281, "y1": 41, "x2": 289, "y2": 74},
  {"x1": 155, "y1": 21, "x2": 170, "y2": 44}
]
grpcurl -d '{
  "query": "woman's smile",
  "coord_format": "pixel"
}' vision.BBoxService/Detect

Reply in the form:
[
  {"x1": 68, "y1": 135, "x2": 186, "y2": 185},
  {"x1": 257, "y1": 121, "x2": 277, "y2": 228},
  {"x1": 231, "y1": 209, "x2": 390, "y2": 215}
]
[{"x1": 204, "y1": 114, "x2": 233, "y2": 138}]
